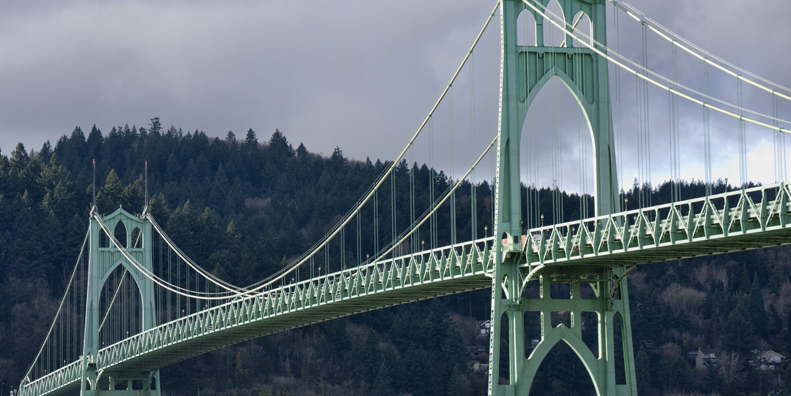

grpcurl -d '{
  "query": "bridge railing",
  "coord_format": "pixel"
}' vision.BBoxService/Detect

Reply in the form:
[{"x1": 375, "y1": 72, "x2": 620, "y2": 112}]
[
  {"x1": 93, "y1": 236, "x2": 495, "y2": 371},
  {"x1": 519, "y1": 183, "x2": 791, "y2": 267},
  {"x1": 18, "y1": 359, "x2": 82, "y2": 396}
]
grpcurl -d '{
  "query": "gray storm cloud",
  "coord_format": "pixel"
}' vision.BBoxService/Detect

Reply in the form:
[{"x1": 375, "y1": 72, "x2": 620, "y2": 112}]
[{"x1": 0, "y1": 0, "x2": 789, "y2": 191}]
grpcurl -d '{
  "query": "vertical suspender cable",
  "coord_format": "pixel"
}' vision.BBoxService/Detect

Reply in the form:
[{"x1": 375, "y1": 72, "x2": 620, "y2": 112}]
[
  {"x1": 614, "y1": 3, "x2": 624, "y2": 211},
  {"x1": 704, "y1": 62, "x2": 713, "y2": 195},
  {"x1": 549, "y1": 23, "x2": 559, "y2": 225},
  {"x1": 775, "y1": 94, "x2": 786, "y2": 182},
  {"x1": 374, "y1": 186, "x2": 379, "y2": 255},
  {"x1": 674, "y1": 43, "x2": 681, "y2": 200},
  {"x1": 430, "y1": 116, "x2": 438, "y2": 248},
  {"x1": 642, "y1": 23, "x2": 652, "y2": 207},
  {"x1": 492, "y1": 12, "x2": 497, "y2": 235},
  {"x1": 66, "y1": 275, "x2": 70, "y2": 363},
  {"x1": 158, "y1": 234, "x2": 162, "y2": 317},
  {"x1": 356, "y1": 214, "x2": 362, "y2": 266},
  {"x1": 668, "y1": 45, "x2": 674, "y2": 202},
  {"x1": 177, "y1": 256, "x2": 181, "y2": 319},
  {"x1": 450, "y1": 84, "x2": 457, "y2": 245},
  {"x1": 410, "y1": 146, "x2": 416, "y2": 252},
  {"x1": 523, "y1": 10, "x2": 534, "y2": 230},
  {"x1": 738, "y1": 77, "x2": 747, "y2": 187},
  {"x1": 60, "y1": 292, "x2": 63, "y2": 367},
  {"x1": 186, "y1": 260, "x2": 190, "y2": 316},
  {"x1": 167, "y1": 248, "x2": 171, "y2": 322},
  {"x1": 470, "y1": 53, "x2": 478, "y2": 240},
  {"x1": 635, "y1": 72, "x2": 642, "y2": 209},
  {"x1": 391, "y1": 165, "x2": 396, "y2": 257},
  {"x1": 575, "y1": 31, "x2": 587, "y2": 220},
  {"x1": 667, "y1": 89, "x2": 674, "y2": 201},
  {"x1": 325, "y1": 239, "x2": 330, "y2": 276},
  {"x1": 669, "y1": 41, "x2": 681, "y2": 202}
]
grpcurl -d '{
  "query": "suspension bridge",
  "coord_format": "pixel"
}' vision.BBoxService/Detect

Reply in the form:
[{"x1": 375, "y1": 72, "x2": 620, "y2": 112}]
[{"x1": 17, "y1": 0, "x2": 791, "y2": 395}]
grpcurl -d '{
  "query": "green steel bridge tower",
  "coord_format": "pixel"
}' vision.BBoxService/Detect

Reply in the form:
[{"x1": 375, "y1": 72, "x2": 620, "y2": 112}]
[
  {"x1": 81, "y1": 209, "x2": 162, "y2": 395},
  {"x1": 490, "y1": 1, "x2": 634, "y2": 395}
]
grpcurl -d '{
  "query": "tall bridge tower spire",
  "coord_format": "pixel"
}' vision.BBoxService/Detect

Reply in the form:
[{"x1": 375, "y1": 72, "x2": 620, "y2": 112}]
[
  {"x1": 489, "y1": 0, "x2": 636, "y2": 394},
  {"x1": 81, "y1": 209, "x2": 162, "y2": 395}
]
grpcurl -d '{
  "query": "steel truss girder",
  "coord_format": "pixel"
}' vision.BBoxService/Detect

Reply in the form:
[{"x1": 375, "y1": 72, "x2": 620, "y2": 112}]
[
  {"x1": 91, "y1": 238, "x2": 495, "y2": 374},
  {"x1": 518, "y1": 183, "x2": 791, "y2": 268},
  {"x1": 24, "y1": 182, "x2": 791, "y2": 395}
]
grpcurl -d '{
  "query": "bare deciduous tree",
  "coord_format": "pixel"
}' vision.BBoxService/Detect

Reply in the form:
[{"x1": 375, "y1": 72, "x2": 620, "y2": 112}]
[
  {"x1": 660, "y1": 283, "x2": 707, "y2": 315},
  {"x1": 718, "y1": 351, "x2": 746, "y2": 386}
]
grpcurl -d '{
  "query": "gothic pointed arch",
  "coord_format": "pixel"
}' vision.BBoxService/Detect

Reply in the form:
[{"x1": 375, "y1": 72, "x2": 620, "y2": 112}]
[
  {"x1": 522, "y1": 324, "x2": 603, "y2": 396},
  {"x1": 542, "y1": 0, "x2": 566, "y2": 47},
  {"x1": 131, "y1": 227, "x2": 142, "y2": 248},
  {"x1": 517, "y1": 8, "x2": 537, "y2": 46},
  {"x1": 97, "y1": 263, "x2": 143, "y2": 348},
  {"x1": 570, "y1": 10, "x2": 593, "y2": 48},
  {"x1": 114, "y1": 220, "x2": 127, "y2": 248}
]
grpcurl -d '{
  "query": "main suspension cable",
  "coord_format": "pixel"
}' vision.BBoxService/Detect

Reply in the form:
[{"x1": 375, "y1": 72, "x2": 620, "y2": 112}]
[
  {"x1": 609, "y1": 0, "x2": 791, "y2": 101},
  {"x1": 521, "y1": 0, "x2": 791, "y2": 135},
  {"x1": 23, "y1": 229, "x2": 90, "y2": 383},
  {"x1": 95, "y1": 216, "x2": 239, "y2": 300}
]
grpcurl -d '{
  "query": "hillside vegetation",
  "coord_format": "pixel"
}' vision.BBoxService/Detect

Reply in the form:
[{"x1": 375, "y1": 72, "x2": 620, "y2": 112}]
[{"x1": 1, "y1": 119, "x2": 790, "y2": 396}]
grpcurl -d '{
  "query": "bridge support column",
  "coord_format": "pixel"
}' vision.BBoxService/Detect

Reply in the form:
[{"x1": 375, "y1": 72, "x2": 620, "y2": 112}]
[
  {"x1": 489, "y1": 0, "x2": 633, "y2": 392},
  {"x1": 489, "y1": 266, "x2": 638, "y2": 396}
]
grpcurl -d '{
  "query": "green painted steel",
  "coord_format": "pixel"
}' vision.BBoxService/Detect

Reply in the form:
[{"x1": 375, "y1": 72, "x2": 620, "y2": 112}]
[
  {"x1": 81, "y1": 208, "x2": 162, "y2": 395},
  {"x1": 22, "y1": 182, "x2": 791, "y2": 396},
  {"x1": 490, "y1": 0, "x2": 629, "y2": 394},
  {"x1": 17, "y1": 1, "x2": 791, "y2": 394}
]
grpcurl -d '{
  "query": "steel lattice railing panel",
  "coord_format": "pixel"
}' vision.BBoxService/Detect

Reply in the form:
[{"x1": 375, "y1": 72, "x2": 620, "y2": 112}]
[
  {"x1": 19, "y1": 360, "x2": 81, "y2": 396},
  {"x1": 518, "y1": 183, "x2": 791, "y2": 268},
  {"x1": 99, "y1": 182, "x2": 791, "y2": 372},
  {"x1": 94, "y1": 237, "x2": 495, "y2": 372}
]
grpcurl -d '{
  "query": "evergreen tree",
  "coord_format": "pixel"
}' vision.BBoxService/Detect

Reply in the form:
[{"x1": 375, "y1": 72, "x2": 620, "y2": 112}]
[
  {"x1": 446, "y1": 364, "x2": 471, "y2": 396},
  {"x1": 10, "y1": 142, "x2": 29, "y2": 172},
  {"x1": 769, "y1": 303, "x2": 783, "y2": 337},
  {"x1": 148, "y1": 117, "x2": 162, "y2": 136},
  {"x1": 244, "y1": 128, "x2": 258, "y2": 148},
  {"x1": 749, "y1": 273, "x2": 770, "y2": 339},
  {"x1": 371, "y1": 360, "x2": 394, "y2": 396},
  {"x1": 96, "y1": 169, "x2": 124, "y2": 213},
  {"x1": 634, "y1": 345, "x2": 652, "y2": 394},
  {"x1": 739, "y1": 263, "x2": 751, "y2": 294},
  {"x1": 721, "y1": 304, "x2": 756, "y2": 354}
]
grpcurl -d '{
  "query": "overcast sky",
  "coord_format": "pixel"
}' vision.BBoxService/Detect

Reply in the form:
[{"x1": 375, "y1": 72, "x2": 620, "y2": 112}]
[{"x1": 1, "y1": 0, "x2": 789, "y2": 192}]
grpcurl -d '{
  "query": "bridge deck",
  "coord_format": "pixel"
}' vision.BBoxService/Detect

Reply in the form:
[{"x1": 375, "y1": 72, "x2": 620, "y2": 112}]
[{"x1": 26, "y1": 184, "x2": 791, "y2": 396}]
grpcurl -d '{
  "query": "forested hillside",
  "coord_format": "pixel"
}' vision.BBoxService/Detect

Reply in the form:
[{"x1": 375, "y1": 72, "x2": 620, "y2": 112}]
[{"x1": 1, "y1": 119, "x2": 791, "y2": 396}]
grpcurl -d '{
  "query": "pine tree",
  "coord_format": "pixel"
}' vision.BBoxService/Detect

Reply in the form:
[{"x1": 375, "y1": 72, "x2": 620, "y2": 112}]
[
  {"x1": 769, "y1": 303, "x2": 783, "y2": 337},
  {"x1": 10, "y1": 142, "x2": 29, "y2": 172},
  {"x1": 371, "y1": 360, "x2": 394, "y2": 396},
  {"x1": 96, "y1": 169, "x2": 124, "y2": 213},
  {"x1": 721, "y1": 304, "x2": 756, "y2": 354},
  {"x1": 148, "y1": 117, "x2": 162, "y2": 136},
  {"x1": 445, "y1": 364, "x2": 471, "y2": 396},
  {"x1": 739, "y1": 263, "x2": 751, "y2": 294},
  {"x1": 148, "y1": 193, "x2": 171, "y2": 221},
  {"x1": 749, "y1": 273, "x2": 770, "y2": 339},
  {"x1": 244, "y1": 128, "x2": 258, "y2": 148},
  {"x1": 634, "y1": 345, "x2": 652, "y2": 394}
]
